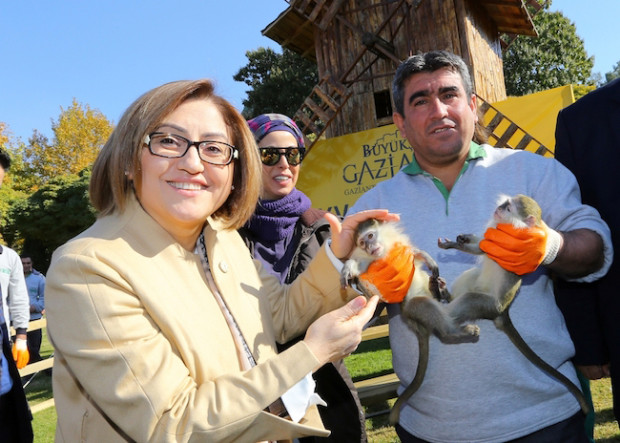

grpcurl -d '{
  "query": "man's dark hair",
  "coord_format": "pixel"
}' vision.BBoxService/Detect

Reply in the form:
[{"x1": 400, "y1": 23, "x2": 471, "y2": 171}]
[
  {"x1": 392, "y1": 50, "x2": 474, "y2": 116},
  {"x1": 0, "y1": 147, "x2": 12, "y2": 171}
]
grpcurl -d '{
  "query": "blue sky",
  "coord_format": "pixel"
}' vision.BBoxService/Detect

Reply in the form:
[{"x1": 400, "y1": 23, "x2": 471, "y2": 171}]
[{"x1": 1, "y1": 0, "x2": 617, "y2": 143}]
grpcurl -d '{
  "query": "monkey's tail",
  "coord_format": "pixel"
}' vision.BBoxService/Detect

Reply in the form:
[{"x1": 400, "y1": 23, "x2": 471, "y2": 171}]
[
  {"x1": 389, "y1": 331, "x2": 429, "y2": 426},
  {"x1": 495, "y1": 312, "x2": 590, "y2": 415}
]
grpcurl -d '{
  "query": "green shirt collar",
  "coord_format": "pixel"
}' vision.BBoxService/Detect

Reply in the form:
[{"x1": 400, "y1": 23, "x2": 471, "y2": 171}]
[{"x1": 402, "y1": 141, "x2": 486, "y2": 176}]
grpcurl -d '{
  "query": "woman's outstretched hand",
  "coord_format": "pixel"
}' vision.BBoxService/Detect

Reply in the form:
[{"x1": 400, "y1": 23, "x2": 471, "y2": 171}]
[{"x1": 304, "y1": 295, "x2": 380, "y2": 369}]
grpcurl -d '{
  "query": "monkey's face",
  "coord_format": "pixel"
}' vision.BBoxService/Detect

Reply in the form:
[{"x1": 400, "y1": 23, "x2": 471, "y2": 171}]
[
  {"x1": 493, "y1": 195, "x2": 538, "y2": 228},
  {"x1": 358, "y1": 227, "x2": 385, "y2": 257},
  {"x1": 493, "y1": 198, "x2": 513, "y2": 224}
]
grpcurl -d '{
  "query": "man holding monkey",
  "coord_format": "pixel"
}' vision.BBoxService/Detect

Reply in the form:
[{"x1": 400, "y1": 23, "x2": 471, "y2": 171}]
[{"x1": 349, "y1": 50, "x2": 612, "y2": 442}]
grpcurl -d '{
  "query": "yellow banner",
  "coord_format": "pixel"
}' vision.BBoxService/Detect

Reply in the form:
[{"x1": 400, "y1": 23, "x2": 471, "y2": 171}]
[
  {"x1": 491, "y1": 85, "x2": 574, "y2": 151},
  {"x1": 297, "y1": 125, "x2": 412, "y2": 216}
]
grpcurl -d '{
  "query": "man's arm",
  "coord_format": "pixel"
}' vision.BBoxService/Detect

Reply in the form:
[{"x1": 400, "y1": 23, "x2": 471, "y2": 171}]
[
  {"x1": 548, "y1": 228, "x2": 605, "y2": 279},
  {"x1": 8, "y1": 264, "x2": 30, "y2": 330}
]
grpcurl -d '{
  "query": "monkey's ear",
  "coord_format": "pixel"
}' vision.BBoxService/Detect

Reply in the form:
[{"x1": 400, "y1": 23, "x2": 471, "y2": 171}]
[{"x1": 525, "y1": 215, "x2": 537, "y2": 227}]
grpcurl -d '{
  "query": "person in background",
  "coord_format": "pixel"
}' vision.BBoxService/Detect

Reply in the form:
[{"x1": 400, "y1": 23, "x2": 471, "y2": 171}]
[
  {"x1": 0, "y1": 148, "x2": 33, "y2": 442},
  {"x1": 44, "y1": 79, "x2": 395, "y2": 442},
  {"x1": 554, "y1": 77, "x2": 620, "y2": 430},
  {"x1": 240, "y1": 113, "x2": 367, "y2": 442},
  {"x1": 348, "y1": 50, "x2": 612, "y2": 442},
  {"x1": 0, "y1": 150, "x2": 30, "y2": 374},
  {"x1": 20, "y1": 254, "x2": 45, "y2": 365}
]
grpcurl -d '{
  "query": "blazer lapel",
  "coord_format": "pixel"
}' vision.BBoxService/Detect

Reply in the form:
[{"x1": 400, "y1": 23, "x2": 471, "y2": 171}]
[{"x1": 202, "y1": 221, "x2": 278, "y2": 363}]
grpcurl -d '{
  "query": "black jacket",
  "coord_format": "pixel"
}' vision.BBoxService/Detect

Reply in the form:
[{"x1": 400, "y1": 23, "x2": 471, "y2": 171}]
[
  {"x1": 554, "y1": 78, "x2": 620, "y2": 424},
  {"x1": 0, "y1": 321, "x2": 33, "y2": 442}
]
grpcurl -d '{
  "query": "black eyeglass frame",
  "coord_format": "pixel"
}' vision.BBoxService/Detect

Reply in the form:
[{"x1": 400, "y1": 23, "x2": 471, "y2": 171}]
[
  {"x1": 144, "y1": 132, "x2": 238, "y2": 165},
  {"x1": 259, "y1": 147, "x2": 306, "y2": 166}
]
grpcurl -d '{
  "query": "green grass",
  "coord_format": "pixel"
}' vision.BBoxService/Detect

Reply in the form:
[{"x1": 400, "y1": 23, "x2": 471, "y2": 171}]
[
  {"x1": 346, "y1": 336, "x2": 393, "y2": 381},
  {"x1": 27, "y1": 328, "x2": 620, "y2": 442},
  {"x1": 32, "y1": 407, "x2": 55, "y2": 443}
]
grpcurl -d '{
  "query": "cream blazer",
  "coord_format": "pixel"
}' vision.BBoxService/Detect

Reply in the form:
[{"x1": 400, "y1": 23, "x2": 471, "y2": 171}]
[{"x1": 46, "y1": 195, "x2": 349, "y2": 442}]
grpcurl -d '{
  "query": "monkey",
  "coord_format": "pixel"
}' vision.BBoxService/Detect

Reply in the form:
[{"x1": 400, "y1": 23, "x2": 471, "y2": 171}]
[
  {"x1": 341, "y1": 218, "x2": 481, "y2": 425},
  {"x1": 437, "y1": 194, "x2": 589, "y2": 415}
]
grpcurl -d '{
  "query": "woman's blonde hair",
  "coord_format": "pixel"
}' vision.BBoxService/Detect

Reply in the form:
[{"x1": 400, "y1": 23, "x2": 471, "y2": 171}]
[{"x1": 90, "y1": 79, "x2": 261, "y2": 229}]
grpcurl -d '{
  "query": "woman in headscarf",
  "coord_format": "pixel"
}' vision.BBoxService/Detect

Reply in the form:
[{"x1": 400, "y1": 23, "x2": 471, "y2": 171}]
[{"x1": 240, "y1": 113, "x2": 367, "y2": 442}]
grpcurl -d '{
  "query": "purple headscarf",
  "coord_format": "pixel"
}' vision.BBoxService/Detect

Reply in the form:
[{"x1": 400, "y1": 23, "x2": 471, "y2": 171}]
[{"x1": 247, "y1": 113, "x2": 304, "y2": 147}]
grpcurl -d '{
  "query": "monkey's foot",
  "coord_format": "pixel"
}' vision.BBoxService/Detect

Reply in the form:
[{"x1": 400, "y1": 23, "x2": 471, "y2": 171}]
[
  {"x1": 460, "y1": 324, "x2": 480, "y2": 342},
  {"x1": 440, "y1": 324, "x2": 480, "y2": 344}
]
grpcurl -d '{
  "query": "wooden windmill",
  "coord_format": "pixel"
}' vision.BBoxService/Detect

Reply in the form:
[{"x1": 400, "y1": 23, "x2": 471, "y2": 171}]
[{"x1": 263, "y1": 0, "x2": 552, "y2": 156}]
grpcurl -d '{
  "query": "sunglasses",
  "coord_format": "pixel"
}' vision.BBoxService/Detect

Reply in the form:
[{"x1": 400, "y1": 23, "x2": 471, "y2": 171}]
[{"x1": 259, "y1": 147, "x2": 306, "y2": 166}]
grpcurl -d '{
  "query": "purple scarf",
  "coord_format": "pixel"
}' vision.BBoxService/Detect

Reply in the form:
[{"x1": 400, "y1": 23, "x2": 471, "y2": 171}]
[{"x1": 246, "y1": 188, "x2": 311, "y2": 283}]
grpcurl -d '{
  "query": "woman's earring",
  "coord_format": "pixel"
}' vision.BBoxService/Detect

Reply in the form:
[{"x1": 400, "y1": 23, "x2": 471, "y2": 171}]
[{"x1": 231, "y1": 185, "x2": 235, "y2": 190}]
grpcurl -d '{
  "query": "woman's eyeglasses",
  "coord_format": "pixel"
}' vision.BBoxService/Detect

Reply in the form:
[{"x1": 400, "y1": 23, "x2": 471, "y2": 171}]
[
  {"x1": 259, "y1": 147, "x2": 305, "y2": 166},
  {"x1": 145, "y1": 132, "x2": 238, "y2": 165}
]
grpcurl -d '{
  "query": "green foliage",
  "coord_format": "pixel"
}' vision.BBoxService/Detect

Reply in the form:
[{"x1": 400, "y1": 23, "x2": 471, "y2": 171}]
[
  {"x1": 1, "y1": 101, "x2": 109, "y2": 262},
  {"x1": 572, "y1": 84, "x2": 596, "y2": 101},
  {"x1": 602, "y1": 60, "x2": 620, "y2": 85},
  {"x1": 23, "y1": 99, "x2": 113, "y2": 188},
  {"x1": 503, "y1": 9, "x2": 594, "y2": 96},
  {"x1": 234, "y1": 47, "x2": 318, "y2": 119},
  {"x1": 3, "y1": 142, "x2": 41, "y2": 193},
  {"x1": 4, "y1": 168, "x2": 96, "y2": 272}
]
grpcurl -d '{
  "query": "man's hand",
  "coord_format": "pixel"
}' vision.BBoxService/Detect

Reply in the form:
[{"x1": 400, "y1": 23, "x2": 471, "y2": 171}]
[
  {"x1": 577, "y1": 364, "x2": 610, "y2": 380},
  {"x1": 480, "y1": 223, "x2": 562, "y2": 275},
  {"x1": 12, "y1": 337, "x2": 30, "y2": 369},
  {"x1": 359, "y1": 242, "x2": 415, "y2": 303}
]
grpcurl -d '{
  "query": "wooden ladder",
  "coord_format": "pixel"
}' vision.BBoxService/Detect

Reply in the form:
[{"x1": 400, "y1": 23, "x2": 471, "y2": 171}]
[
  {"x1": 477, "y1": 95, "x2": 553, "y2": 157},
  {"x1": 293, "y1": 74, "x2": 352, "y2": 146}
]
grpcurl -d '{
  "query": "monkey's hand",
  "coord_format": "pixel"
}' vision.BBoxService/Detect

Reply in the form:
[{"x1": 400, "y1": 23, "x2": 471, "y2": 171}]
[
  {"x1": 480, "y1": 223, "x2": 562, "y2": 275},
  {"x1": 438, "y1": 234, "x2": 482, "y2": 254},
  {"x1": 341, "y1": 259, "x2": 360, "y2": 289},
  {"x1": 430, "y1": 275, "x2": 452, "y2": 303},
  {"x1": 359, "y1": 242, "x2": 415, "y2": 303},
  {"x1": 437, "y1": 237, "x2": 457, "y2": 249}
]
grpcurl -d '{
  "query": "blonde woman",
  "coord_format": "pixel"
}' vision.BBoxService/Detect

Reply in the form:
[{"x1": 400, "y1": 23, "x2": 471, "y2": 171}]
[{"x1": 45, "y1": 80, "x2": 397, "y2": 442}]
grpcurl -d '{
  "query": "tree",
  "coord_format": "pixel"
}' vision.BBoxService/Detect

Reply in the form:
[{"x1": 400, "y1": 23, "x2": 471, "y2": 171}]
[
  {"x1": 572, "y1": 84, "x2": 596, "y2": 101},
  {"x1": 234, "y1": 47, "x2": 318, "y2": 119},
  {"x1": 503, "y1": 7, "x2": 594, "y2": 96},
  {"x1": 602, "y1": 60, "x2": 620, "y2": 85},
  {"x1": 0, "y1": 122, "x2": 9, "y2": 147},
  {"x1": 23, "y1": 99, "x2": 113, "y2": 186},
  {"x1": 3, "y1": 168, "x2": 96, "y2": 272},
  {"x1": 0, "y1": 124, "x2": 29, "y2": 238}
]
